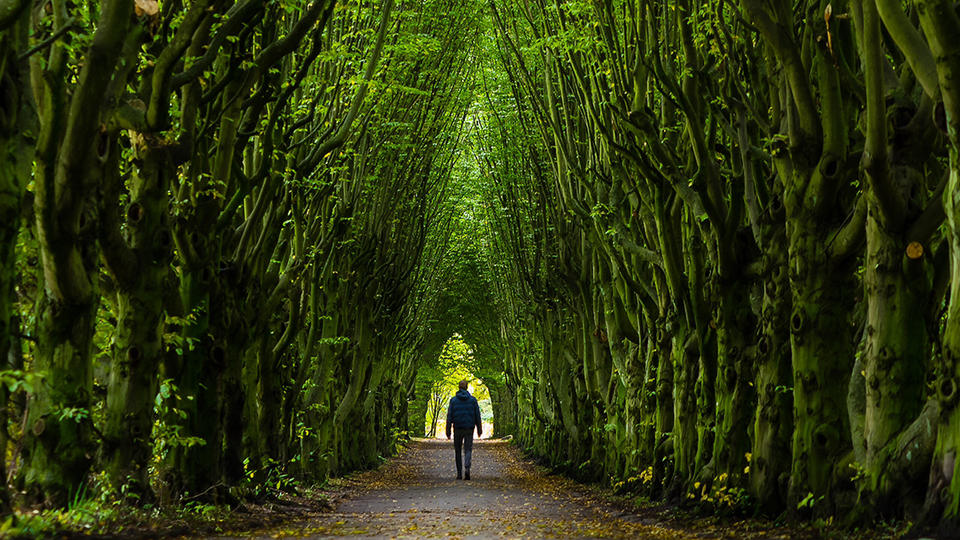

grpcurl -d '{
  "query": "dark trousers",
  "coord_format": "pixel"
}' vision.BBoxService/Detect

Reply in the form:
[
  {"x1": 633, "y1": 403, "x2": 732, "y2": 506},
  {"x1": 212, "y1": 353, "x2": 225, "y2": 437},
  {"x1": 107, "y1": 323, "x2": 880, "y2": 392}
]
[{"x1": 453, "y1": 427, "x2": 474, "y2": 473}]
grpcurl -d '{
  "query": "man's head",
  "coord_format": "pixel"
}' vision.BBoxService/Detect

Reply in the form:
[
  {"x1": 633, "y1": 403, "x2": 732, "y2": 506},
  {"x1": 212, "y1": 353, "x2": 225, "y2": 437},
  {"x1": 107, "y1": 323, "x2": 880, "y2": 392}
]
[{"x1": 459, "y1": 379, "x2": 469, "y2": 391}]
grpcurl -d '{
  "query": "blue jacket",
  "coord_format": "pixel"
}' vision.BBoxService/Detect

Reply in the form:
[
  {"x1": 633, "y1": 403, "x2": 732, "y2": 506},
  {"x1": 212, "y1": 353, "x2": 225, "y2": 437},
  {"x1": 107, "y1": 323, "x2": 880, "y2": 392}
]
[{"x1": 446, "y1": 390, "x2": 482, "y2": 435}]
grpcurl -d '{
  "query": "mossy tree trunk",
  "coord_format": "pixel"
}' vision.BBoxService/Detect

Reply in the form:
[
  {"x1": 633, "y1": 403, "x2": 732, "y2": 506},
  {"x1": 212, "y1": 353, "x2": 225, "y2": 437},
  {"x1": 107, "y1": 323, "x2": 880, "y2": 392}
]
[
  {"x1": 750, "y1": 223, "x2": 792, "y2": 512},
  {"x1": 0, "y1": 2, "x2": 31, "y2": 510},
  {"x1": 916, "y1": 0, "x2": 960, "y2": 530},
  {"x1": 852, "y1": 0, "x2": 942, "y2": 518},
  {"x1": 100, "y1": 141, "x2": 177, "y2": 501},
  {"x1": 19, "y1": 0, "x2": 131, "y2": 506},
  {"x1": 740, "y1": 0, "x2": 862, "y2": 513}
]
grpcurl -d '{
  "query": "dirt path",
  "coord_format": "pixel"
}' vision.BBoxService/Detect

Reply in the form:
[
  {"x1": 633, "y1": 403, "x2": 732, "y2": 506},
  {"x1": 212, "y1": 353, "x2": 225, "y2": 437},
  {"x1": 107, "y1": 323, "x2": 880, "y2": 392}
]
[{"x1": 217, "y1": 439, "x2": 804, "y2": 539}]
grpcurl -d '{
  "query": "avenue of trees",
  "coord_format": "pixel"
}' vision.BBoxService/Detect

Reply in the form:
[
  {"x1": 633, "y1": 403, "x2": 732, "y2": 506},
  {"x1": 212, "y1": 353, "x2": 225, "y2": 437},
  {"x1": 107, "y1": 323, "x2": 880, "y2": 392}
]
[
  {"x1": 1, "y1": 0, "x2": 960, "y2": 535},
  {"x1": 459, "y1": 0, "x2": 960, "y2": 534},
  {"x1": 0, "y1": 0, "x2": 486, "y2": 511}
]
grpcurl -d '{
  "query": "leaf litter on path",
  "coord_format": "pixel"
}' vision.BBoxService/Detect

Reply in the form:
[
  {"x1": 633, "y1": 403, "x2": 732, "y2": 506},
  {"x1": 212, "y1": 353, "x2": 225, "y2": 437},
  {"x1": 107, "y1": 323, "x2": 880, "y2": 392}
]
[{"x1": 210, "y1": 439, "x2": 842, "y2": 539}]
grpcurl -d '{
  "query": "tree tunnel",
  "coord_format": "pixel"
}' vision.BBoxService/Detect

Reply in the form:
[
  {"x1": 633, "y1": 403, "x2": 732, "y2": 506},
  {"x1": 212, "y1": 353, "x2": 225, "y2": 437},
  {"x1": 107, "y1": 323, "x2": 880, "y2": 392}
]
[{"x1": 3, "y1": 0, "x2": 960, "y2": 535}]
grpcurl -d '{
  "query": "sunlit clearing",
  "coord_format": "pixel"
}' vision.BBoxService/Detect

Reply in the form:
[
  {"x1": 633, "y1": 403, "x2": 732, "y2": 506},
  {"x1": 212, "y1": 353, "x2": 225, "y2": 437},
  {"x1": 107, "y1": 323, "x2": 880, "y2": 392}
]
[{"x1": 423, "y1": 335, "x2": 493, "y2": 438}]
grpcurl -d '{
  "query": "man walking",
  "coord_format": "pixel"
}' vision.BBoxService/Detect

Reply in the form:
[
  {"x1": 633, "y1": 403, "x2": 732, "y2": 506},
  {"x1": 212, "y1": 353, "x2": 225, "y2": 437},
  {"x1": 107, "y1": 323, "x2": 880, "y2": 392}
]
[{"x1": 445, "y1": 379, "x2": 482, "y2": 480}]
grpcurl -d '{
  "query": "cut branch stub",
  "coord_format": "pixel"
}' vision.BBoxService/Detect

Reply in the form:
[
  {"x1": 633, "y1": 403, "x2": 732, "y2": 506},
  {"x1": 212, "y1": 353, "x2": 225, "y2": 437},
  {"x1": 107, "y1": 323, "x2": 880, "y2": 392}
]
[
  {"x1": 126, "y1": 202, "x2": 144, "y2": 224},
  {"x1": 821, "y1": 157, "x2": 839, "y2": 179},
  {"x1": 32, "y1": 418, "x2": 45, "y2": 436},
  {"x1": 765, "y1": 279, "x2": 779, "y2": 298},
  {"x1": 906, "y1": 241, "x2": 924, "y2": 259},
  {"x1": 767, "y1": 195, "x2": 784, "y2": 220},
  {"x1": 126, "y1": 345, "x2": 141, "y2": 365},
  {"x1": 814, "y1": 426, "x2": 831, "y2": 449},
  {"x1": 725, "y1": 365, "x2": 737, "y2": 385},
  {"x1": 758, "y1": 336, "x2": 770, "y2": 356},
  {"x1": 939, "y1": 378, "x2": 956, "y2": 405},
  {"x1": 934, "y1": 101, "x2": 947, "y2": 134},
  {"x1": 210, "y1": 345, "x2": 226, "y2": 367},
  {"x1": 97, "y1": 127, "x2": 109, "y2": 161},
  {"x1": 791, "y1": 310, "x2": 805, "y2": 334}
]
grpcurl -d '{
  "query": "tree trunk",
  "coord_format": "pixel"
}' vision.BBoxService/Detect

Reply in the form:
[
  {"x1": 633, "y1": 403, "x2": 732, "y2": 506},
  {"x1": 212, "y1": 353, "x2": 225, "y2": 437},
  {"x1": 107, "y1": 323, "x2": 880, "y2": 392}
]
[
  {"x1": 908, "y1": 1, "x2": 960, "y2": 531},
  {"x1": 925, "y1": 164, "x2": 960, "y2": 532},
  {"x1": 751, "y1": 237, "x2": 792, "y2": 513},
  {"x1": 168, "y1": 268, "x2": 224, "y2": 500},
  {"x1": 19, "y1": 290, "x2": 98, "y2": 505},
  {"x1": 671, "y1": 324, "x2": 698, "y2": 485},
  {"x1": 0, "y1": 15, "x2": 30, "y2": 509},
  {"x1": 695, "y1": 331, "x2": 717, "y2": 477},
  {"x1": 711, "y1": 280, "x2": 756, "y2": 487},
  {"x1": 102, "y1": 143, "x2": 173, "y2": 501},
  {"x1": 785, "y1": 212, "x2": 856, "y2": 515},
  {"x1": 258, "y1": 335, "x2": 282, "y2": 464},
  {"x1": 19, "y1": 0, "x2": 131, "y2": 506},
  {"x1": 221, "y1": 327, "x2": 248, "y2": 487}
]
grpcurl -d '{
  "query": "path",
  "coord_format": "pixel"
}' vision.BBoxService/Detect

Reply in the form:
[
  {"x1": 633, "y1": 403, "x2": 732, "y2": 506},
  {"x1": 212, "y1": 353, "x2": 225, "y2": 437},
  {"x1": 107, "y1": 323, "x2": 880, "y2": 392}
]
[{"x1": 221, "y1": 439, "x2": 802, "y2": 539}]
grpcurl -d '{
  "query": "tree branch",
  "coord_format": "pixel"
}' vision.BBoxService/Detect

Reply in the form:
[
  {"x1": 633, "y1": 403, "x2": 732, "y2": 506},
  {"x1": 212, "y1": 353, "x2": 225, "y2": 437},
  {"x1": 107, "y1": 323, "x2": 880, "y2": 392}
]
[
  {"x1": 875, "y1": 0, "x2": 940, "y2": 99},
  {"x1": 16, "y1": 18, "x2": 75, "y2": 61},
  {"x1": 862, "y1": 0, "x2": 905, "y2": 228}
]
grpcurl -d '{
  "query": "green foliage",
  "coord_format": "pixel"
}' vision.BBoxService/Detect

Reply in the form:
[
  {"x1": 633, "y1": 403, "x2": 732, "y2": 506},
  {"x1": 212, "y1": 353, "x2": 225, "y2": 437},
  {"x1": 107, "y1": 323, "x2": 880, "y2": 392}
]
[
  {"x1": 151, "y1": 379, "x2": 206, "y2": 460},
  {"x1": 797, "y1": 492, "x2": 826, "y2": 512},
  {"x1": 686, "y1": 473, "x2": 753, "y2": 514},
  {"x1": 241, "y1": 457, "x2": 301, "y2": 498},
  {"x1": 55, "y1": 407, "x2": 90, "y2": 423},
  {"x1": 0, "y1": 0, "x2": 955, "y2": 533},
  {"x1": 0, "y1": 369, "x2": 38, "y2": 394}
]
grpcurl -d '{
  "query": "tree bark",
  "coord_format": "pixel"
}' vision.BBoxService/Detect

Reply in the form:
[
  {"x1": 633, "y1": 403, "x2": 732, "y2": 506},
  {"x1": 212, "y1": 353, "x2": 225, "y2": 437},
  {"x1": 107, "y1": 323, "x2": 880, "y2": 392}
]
[{"x1": 20, "y1": 0, "x2": 131, "y2": 506}]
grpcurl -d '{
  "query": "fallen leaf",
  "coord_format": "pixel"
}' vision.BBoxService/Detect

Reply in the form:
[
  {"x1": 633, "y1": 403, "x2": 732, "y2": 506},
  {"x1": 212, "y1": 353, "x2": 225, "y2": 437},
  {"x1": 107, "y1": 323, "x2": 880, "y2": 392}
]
[{"x1": 134, "y1": 0, "x2": 159, "y2": 16}]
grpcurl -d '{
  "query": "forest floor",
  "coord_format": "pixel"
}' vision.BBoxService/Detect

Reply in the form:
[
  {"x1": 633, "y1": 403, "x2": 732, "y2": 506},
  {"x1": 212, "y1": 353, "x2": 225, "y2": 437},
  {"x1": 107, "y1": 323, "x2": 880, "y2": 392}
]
[{"x1": 194, "y1": 438, "x2": 908, "y2": 539}]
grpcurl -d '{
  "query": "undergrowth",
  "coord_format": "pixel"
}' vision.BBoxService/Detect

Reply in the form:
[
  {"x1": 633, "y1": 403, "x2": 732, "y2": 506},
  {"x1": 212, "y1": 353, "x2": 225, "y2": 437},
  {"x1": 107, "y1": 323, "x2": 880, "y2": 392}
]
[{"x1": 0, "y1": 485, "x2": 330, "y2": 539}]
